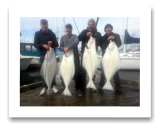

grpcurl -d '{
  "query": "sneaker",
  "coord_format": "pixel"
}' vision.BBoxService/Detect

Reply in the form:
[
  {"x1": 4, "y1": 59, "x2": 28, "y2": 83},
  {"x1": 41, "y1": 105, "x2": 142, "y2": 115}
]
[
  {"x1": 77, "y1": 89, "x2": 83, "y2": 96},
  {"x1": 52, "y1": 86, "x2": 58, "y2": 93},
  {"x1": 40, "y1": 88, "x2": 46, "y2": 96},
  {"x1": 115, "y1": 87, "x2": 122, "y2": 94}
]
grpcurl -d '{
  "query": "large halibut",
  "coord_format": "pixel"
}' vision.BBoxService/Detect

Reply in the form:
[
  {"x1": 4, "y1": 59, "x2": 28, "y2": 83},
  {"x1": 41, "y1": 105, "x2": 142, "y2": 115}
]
[
  {"x1": 101, "y1": 40, "x2": 121, "y2": 90},
  {"x1": 60, "y1": 50, "x2": 75, "y2": 96},
  {"x1": 82, "y1": 36, "x2": 99, "y2": 90},
  {"x1": 40, "y1": 47, "x2": 58, "y2": 95}
]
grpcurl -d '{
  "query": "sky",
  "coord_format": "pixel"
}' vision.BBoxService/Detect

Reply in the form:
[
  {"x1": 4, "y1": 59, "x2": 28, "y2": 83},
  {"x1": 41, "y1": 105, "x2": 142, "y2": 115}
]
[{"x1": 20, "y1": 17, "x2": 140, "y2": 50}]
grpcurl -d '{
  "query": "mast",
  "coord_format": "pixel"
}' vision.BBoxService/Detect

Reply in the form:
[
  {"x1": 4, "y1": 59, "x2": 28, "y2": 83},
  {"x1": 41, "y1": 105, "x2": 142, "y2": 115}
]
[
  {"x1": 56, "y1": 18, "x2": 59, "y2": 43},
  {"x1": 63, "y1": 17, "x2": 65, "y2": 35},
  {"x1": 72, "y1": 17, "x2": 80, "y2": 34},
  {"x1": 123, "y1": 17, "x2": 128, "y2": 53}
]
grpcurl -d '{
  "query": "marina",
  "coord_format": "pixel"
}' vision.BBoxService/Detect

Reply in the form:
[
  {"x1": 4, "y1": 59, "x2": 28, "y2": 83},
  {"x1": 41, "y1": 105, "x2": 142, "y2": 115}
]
[{"x1": 20, "y1": 17, "x2": 140, "y2": 106}]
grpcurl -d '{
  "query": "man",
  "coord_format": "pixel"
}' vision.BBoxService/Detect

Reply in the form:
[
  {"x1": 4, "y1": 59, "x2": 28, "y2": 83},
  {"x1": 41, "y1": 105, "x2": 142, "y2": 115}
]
[
  {"x1": 78, "y1": 19, "x2": 102, "y2": 90},
  {"x1": 99, "y1": 24, "x2": 122, "y2": 93},
  {"x1": 60, "y1": 24, "x2": 83, "y2": 96},
  {"x1": 34, "y1": 19, "x2": 58, "y2": 95}
]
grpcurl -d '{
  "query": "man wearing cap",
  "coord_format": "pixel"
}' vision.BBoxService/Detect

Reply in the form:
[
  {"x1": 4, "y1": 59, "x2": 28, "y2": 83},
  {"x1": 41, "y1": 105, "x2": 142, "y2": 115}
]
[
  {"x1": 99, "y1": 23, "x2": 122, "y2": 93},
  {"x1": 78, "y1": 19, "x2": 102, "y2": 91},
  {"x1": 34, "y1": 19, "x2": 58, "y2": 96},
  {"x1": 60, "y1": 24, "x2": 83, "y2": 96}
]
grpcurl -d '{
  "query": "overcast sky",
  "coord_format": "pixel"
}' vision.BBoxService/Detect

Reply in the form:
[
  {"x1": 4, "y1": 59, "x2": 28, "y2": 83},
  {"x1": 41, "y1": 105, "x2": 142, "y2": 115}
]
[{"x1": 20, "y1": 17, "x2": 140, "y2": 50}]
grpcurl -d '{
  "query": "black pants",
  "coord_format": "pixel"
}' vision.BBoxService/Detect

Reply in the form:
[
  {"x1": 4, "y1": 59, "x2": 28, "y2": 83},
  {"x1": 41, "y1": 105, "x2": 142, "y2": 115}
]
[
  {"x1": 61, "y1": 54, "x2": 83, "y2": 91},
  {"x1": 40, "y1": 55, "x2": 56, "y2": 89},
  {"x1": 100, "y1": 70, "x2": 121, "y2": 88}
]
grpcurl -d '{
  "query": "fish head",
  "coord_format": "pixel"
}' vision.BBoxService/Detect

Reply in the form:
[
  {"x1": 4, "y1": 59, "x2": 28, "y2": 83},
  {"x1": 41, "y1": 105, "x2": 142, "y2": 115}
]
[
  {"x1": 65, "y1": 50, "x2": 73, "y2": 57},
  {"x1": 108, "y1": 40, "x2": 115, "y2": 51}
]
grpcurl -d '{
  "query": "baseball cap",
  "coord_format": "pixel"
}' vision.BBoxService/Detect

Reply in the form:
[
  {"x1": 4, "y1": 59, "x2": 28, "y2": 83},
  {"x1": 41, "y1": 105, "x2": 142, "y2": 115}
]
[
  {"x1": 65, "y1": 23, "x2": 72, "y2": 29},
  {"x1": 40, "y1": 19, "x2": 48, "y2": 24}
]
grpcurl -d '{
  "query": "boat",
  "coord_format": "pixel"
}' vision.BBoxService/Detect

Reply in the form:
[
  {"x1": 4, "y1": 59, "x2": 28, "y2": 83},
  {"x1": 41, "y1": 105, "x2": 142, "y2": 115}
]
[
  {"x1": 20, "y1": 42, "x2": 64, "y2": 68},
  {"x1": 20, "y1": 54, "x2": 33, "y2": 70},
  {"x1": 97, "y1": 18, "x2": 140, "y2": 71},
  {"x1": 118, "y1": 17, "x2": 140, "y2": 71}
]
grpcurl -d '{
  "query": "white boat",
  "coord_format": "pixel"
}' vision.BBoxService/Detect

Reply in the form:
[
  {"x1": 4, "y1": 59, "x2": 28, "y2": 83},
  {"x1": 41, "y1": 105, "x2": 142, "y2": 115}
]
[
  {"x1": 118, "y1": 17, "x2": 140, "y2": 71},
  {"x1": 119, "y1": 53, "x2": 140, "y2": 70},
  {"x1": 29, "y1": 57, "x2": 41, "y2": 67},
  {"x1": 20, "y1": 55, "x2": 33, "y2": 70}
]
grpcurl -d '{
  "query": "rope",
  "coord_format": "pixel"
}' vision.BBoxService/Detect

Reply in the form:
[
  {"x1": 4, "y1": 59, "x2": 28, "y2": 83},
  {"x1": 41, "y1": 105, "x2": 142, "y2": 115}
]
[{"x1": 72, "y1": 17, "x2": 80, "y2": 34}]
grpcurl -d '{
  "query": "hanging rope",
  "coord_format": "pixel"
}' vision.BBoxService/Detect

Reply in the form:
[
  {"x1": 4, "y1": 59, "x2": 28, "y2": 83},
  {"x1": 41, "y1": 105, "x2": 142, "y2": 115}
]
[{"x1": 72, "y1": 17, "x2": 80, "y2": 34}]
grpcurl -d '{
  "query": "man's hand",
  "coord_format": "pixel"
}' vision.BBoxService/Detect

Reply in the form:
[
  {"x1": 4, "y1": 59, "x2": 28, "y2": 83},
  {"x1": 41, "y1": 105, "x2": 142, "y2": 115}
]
[
  {"x1": 107, "y1": 36, "x2": 115, "y2": 41},
  {"x1": 48, "y1": 41, "x2": 53, "y2": 47},
  {"x1": 43, "y1": 44, "x2": 49, "y2": 50},
  {"x1": 64, "y1": 47, "x2": 69, "y2": 53},
  {"x1": 87, "y1": 32, "x2": 93, "y2": 37}
]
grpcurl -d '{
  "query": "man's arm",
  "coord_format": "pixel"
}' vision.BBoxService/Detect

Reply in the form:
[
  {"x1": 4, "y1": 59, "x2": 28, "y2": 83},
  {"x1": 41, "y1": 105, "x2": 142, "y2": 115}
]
[
  {"x1": 51, "y1": 32, "x2": 58, "y2": 48},
  {"x1": 113, "y1": 34, "x2": 122, "y2": 48},
  {"x1": 78, "y1": 30, "x2": 88, "y2": 41},
  {"x1": 67, "y1": 35, "x2": 79, "y2": 50},
  {"x1": 59, "y1": 36, "x2": 64, "y2": 51},
  {"x1": 34, "y1": 32, "x2": 43, "y2": 49}
]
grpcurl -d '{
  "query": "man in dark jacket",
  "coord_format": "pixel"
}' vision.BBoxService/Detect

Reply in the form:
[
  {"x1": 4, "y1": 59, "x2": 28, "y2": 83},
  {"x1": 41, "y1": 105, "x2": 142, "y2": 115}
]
[
  {"x1": 34, "y1": 19, "x2": 58, "y2": 96},
  {"x1": 78, "y1": 19, "x2": 102, "y2": 90},
  {"x1": 99, "y1": 24, "x2": 122, "y2": 93},
  {"x1": 60, "y1": 24, "x2": 83, "y2": 96}
]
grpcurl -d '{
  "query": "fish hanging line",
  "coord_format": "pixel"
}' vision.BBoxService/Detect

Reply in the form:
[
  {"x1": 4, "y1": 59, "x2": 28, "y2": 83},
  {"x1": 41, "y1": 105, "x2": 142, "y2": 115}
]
[{"x1": 72, "y1": 17, "x2": 80, "y2": 35}]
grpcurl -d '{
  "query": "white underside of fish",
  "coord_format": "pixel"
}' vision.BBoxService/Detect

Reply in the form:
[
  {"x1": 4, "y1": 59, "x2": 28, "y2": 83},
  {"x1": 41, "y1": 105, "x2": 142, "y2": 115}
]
[
  {"x1": 82, "y1": 36, "x2": 99, "y2": 90},
  {"x1": 60, "y1": 50, "x2": 75, "y2": 96},
  {"x1": 101, "y1": 40, "x2": 121, "y2": 91},
  {"x1": 40, "y1": 47, "x2": 58, "y2": 95}
]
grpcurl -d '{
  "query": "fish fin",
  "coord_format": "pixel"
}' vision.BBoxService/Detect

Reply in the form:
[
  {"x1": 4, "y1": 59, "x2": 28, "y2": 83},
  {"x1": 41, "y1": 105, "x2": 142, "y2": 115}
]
[
  {"x1": 86, "y1": 80, "x2": 96, "y2": 90},
  {"x1": 63, "y1": 88, "x2": 72, "y2": 96},
  {"x1": 102, "y1": 82, "x2": 114, "y2": 91}
]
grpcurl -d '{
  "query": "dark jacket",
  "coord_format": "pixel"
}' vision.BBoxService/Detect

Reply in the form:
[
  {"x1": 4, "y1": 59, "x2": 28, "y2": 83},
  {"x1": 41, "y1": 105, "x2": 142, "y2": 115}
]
[
  {"x1": 78, "y1": 28, "x2": 102, "y2": 54},
  {"x1": 34, "y1": 29, "x2": 58, "y2": 56},
  {"x1": 101, "y1": 32, "x2": 122, "y2": 56}
]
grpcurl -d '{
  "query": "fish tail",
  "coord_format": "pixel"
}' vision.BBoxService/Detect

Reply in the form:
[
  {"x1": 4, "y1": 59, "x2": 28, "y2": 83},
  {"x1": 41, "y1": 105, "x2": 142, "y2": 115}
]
[
  {"x1": 102, "y1": 81, "x2": 114, "y2": 91},
  {"x1": 86, "y1": 80, "x2": 96, "y2": 90},
  {"x1": 63, "y1": 87, "x2": 72, "y2": 96},
  {"x1": 46, "y1": 87, "x2": 53, "y2": 96}
]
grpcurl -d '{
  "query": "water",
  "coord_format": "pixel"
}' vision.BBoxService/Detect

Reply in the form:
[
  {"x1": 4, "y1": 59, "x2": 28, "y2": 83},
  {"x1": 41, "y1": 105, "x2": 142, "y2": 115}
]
[{"x1": 20, "y1": 68, "x2": 42, "y2": 86}]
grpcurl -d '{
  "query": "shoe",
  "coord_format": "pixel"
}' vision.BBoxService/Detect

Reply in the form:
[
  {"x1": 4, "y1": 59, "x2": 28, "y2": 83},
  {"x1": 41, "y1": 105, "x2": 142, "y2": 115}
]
[
  {"x1": 40, "y1": 88, "x2": 46, "y2": 96},
  {"x1": 77, "y1": 89, "x2": 83, "y2": 96},
  {"x1": 115, "y1": 87, "x2": 122, "y2": 94},
  {"x1": 52, "y1": 86, "x2": 58, "y2": 93}
]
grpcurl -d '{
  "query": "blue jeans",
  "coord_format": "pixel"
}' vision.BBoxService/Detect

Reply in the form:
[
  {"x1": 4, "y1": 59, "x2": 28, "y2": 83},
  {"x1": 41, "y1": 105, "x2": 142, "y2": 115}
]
[{"x1": 40, "y1": 55, "x2": 56, "y2": 89}]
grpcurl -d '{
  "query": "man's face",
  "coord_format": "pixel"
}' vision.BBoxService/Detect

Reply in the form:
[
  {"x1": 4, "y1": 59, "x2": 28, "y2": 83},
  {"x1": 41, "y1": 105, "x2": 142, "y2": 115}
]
[
  {"x1": 88, "y1": 22, "x2": 95, "y2": 32},
  {"x1": 105, "y1": 27, "x2": 112, "y2": 34},
  {"x1": 40, "y1": 22, "x2": 48, "y2": 32},
  {"x1": 65, "y1": 27, "x2": 72, "y2": 35}
]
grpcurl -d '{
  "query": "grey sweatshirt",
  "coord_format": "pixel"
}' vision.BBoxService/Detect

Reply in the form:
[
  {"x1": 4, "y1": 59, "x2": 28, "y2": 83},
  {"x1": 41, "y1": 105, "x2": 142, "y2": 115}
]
[{"x1": 60, "y1": 34, "x2": 79, "y2": 51}]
